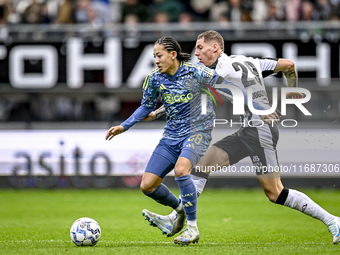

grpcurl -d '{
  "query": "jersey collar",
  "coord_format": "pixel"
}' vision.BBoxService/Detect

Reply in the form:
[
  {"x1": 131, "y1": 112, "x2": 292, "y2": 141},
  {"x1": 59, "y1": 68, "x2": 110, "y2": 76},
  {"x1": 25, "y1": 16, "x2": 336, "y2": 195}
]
[{"x1": 164, "y1": 61, "x2": 183, "y2": 81}]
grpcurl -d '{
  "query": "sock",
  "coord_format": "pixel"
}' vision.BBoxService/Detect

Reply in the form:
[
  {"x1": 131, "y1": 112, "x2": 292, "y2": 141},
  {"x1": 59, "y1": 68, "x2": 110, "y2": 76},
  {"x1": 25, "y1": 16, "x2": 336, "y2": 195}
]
[
  {"x1": 169, "y1": 207, "x2": 178, "y2": 221},
  {"x1": 187, "y1": 219, "x2": 197, "y2": 227},
  {"x1": 175, "y1": 200, "x2": 183, "y2": 213},
  {"x1": 168, "y1": 197, "x2": 182, "y2": 221},
  {"x1": 144, "y1": 183, "x2": 180, "y2": 209},
  {"x1": 280, "y1": 189, "x2": 334, "y2": 225},
  {"x1": 175, "y1": 175, "x2": 197, "y2": 222},
  {"x1": 190, "y1": 174, "x2": 208, "y2": 197}
]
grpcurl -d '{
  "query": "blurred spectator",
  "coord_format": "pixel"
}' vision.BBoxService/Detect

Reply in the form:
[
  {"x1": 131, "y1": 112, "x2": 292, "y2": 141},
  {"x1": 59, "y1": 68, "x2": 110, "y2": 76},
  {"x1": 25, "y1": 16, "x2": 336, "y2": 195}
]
[
  {"x1": 285, "y1": 0, "x2": 302, "y2": 21},
  {"x1": 226, "y1": 0, "x2": 242, "y2": 22},
  {"x1": 153, "y1": 11, "x2": 170, "y2": 23},
  {"x1": 91, "y1": 0, "x2": 113, "y2": 25},
  {"x1": 226, "y1": 0, "x2": 253, "y2": 22},
  {"x1": 73, "y1": 0, "x2": 113, "y2": 26},
  {"x1": 42, "y1": 0, "x2": 63, "y2": 23},
  {"x1": 179, "y1": 12, "x2": 193, "y2": 23},
  {"x1": 252, "y1": 0, "x2": 269, "y2": 22},
  {"x1": 0, "y1": 0, "x2": 11, "y2": 24},
  {"x1": 148, "y1": 0, "x2": 185, "y2": 22},
  {"x1": 21, "y1": 0, "x2": 48, "y2": 24},
  {"x1": 315, "y1": 0, "x2": 333, "y2": 20},
  {"x1": 329, "y1": 0, "x2": 340, "y2": 20},
  {"x1": 267, "y1": 1, "x2": 284, "y2": 21},
  {"x1": 57, "y1": 0, "x2": 75, "y2": 24},
  {"x1": 74, "y1": 0, "x2": 90, "y2": 23},
  {"x1": 252, "y1": 0, "x2": 285, "y2": 22},
  {"x1": 241, "y1": 9, "x2": 252, "y2": 22},
  {"x1": 218, "y1": 11, "x2": 229, "y2": 24},
  {"x1": 300, "y1": 0, "x2": 318, "y2": 20},
  {"x1": 121, "y1": 0, "x2": 148, "y2": 23},
  {"x1": 2, "y1": 0, "x2": 340, "y2": 26},
  {"x1": 209, "y1": 0, "x2": 229, "y2": 22},
  {"x1": 190, "y1": 0, "x2": 214, "y2": 21}
]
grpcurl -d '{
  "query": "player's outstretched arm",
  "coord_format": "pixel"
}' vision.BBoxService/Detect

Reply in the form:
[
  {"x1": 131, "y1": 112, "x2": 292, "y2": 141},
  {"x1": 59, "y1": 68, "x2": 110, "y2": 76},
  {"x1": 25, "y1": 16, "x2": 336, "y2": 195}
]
[{"x1": 105, "y1": 125, "x2": 125, "y2": 141}]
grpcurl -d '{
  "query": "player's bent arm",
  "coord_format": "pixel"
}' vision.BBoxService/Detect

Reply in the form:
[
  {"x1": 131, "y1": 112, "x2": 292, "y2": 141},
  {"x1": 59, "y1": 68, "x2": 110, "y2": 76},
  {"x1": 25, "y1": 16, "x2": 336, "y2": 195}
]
[
  {"x1": 273, "y1": 59, "x2": 298, "y2": 88},
  {"x1": 143, "y1": 105, "x2": 165, "y2": 121},
  {"x1": 274, "y1": 59, "x2": 303, "y2": 99}
]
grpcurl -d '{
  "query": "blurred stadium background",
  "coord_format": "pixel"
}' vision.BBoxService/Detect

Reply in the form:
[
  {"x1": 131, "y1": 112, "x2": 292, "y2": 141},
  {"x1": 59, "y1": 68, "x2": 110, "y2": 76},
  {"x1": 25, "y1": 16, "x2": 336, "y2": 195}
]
[{"x1": 0, "y1": 0, "x2": 339, "y2": 189}]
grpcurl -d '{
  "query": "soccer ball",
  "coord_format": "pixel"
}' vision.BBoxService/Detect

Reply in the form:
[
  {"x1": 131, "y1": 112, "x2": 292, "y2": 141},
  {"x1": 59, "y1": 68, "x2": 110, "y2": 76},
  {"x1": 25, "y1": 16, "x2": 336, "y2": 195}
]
[{"x1": 70, "y1": 217, "x2": 101, "y2": 246}]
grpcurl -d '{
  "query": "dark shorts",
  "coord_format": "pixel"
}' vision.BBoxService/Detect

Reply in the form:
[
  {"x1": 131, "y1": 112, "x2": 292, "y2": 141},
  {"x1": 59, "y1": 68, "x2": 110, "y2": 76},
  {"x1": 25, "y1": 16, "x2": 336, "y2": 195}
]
[
  {"x1": 145, "y1": 131, "x2": 212, "y2": 178},
  {"x1": 213, "y1": 125, "x2": 279, "y2": 175}
]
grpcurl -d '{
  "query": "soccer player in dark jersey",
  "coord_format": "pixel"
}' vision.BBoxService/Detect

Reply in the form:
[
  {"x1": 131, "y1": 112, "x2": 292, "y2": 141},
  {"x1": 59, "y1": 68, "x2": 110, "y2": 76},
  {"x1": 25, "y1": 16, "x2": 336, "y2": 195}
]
[
  {"x1": 106, "y1": 35, "x2": 266, "y2": 245},
  {"x1": 144, "y1": 31, "x2": 340, "y2": 244}
]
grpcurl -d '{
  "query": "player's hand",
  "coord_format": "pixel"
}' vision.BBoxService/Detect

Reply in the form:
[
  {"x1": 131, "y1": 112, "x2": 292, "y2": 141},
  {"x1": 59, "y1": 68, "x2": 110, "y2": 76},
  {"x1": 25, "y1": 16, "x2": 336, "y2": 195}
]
[
  {"x1": 286, "y1": 92, "x2": 304, "y2": 99},
  {"x1": 260, "y1": 111, "x2": 280, "y2": 125},
  {"x1": 105, "y1": 125, "x2": 125, "y2": 140},
  {"x1": 142, "y1": 111, "x2": 156, "y2": 121}
]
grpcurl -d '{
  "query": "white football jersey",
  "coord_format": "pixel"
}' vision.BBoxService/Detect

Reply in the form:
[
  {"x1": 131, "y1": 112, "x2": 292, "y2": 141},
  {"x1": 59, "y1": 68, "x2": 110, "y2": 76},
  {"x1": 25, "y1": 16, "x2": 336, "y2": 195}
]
[{"x1": 214, "y1": 53, "x2": 278, "y2": 126}]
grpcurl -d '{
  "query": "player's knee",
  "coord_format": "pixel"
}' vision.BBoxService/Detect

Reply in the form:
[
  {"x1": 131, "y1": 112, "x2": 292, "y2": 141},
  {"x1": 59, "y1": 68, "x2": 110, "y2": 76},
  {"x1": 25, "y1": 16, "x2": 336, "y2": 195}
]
[
  {"x1": 174, "y1": 161, "x2": 192, "y2": 177},
  {"x1": 174, "y1": 168, "x2": 188, "y2": 178},
  {"x1": 140, "y1": 180, "x2": 155, "y2": 194},
  {"x1": 174, "y1": 164, "x2": 191, "y2": 177},
  {"x1": 264, "y1": 191, "x2": 279, "y2": 203}
]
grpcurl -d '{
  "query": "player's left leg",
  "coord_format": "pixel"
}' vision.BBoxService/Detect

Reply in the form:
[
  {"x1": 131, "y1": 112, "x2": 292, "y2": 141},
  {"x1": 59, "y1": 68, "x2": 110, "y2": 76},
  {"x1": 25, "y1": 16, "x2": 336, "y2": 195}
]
[
  {"x1": 258, "y1": 172, "x2": 340, "y2": 244},
  {"x1": 173, "y1": 131, "x2": 212, "y2": 245},
  {"x1": 173, "y1": 156, "x2": 200, "y2": 245}
]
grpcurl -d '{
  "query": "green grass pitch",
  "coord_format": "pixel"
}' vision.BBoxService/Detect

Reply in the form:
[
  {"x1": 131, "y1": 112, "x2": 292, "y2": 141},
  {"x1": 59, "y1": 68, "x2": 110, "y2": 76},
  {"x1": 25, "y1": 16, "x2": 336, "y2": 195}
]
[{"x1": 1, "y1": 188, "x2": 340, "y2": 254}]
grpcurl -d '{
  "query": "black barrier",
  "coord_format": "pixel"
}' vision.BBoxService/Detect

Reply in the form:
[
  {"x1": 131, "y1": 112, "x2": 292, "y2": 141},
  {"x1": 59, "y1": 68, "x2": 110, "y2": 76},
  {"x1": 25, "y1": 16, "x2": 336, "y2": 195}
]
[{"x1": 1, "y1": 38, "x2": 340, "y2": 90}]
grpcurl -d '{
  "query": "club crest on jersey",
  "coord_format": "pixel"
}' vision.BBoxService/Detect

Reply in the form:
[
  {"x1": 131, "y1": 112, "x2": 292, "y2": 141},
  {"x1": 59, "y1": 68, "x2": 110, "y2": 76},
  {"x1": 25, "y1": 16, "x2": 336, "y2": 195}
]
[{"x1": 183, "y1": 79, "x2": 196, "y2": 90}]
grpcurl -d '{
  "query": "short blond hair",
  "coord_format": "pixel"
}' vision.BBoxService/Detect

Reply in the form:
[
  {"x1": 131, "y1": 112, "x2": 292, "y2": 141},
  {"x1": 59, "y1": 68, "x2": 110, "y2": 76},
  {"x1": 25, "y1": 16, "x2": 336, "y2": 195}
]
[{"x1": 197, "y1": 30, "x2": 224, "y2": 52}]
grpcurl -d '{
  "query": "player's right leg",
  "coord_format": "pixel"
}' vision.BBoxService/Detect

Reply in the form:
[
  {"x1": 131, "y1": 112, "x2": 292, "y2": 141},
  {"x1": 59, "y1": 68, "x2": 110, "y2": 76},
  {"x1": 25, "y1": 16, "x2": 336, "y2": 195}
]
[
  {"x1": 141, "y1": 140, "x2": 186, "y2": 237},
  {"x1": 258, "y1": 172, "x2": 340, "y2": 244}
]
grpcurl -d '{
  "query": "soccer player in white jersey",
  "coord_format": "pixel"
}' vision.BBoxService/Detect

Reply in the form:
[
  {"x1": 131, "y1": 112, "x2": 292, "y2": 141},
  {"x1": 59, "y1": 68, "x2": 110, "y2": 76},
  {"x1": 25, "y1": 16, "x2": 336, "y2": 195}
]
[{"x1": 145, "y1": 30, "x2": 340, "y2": 244}]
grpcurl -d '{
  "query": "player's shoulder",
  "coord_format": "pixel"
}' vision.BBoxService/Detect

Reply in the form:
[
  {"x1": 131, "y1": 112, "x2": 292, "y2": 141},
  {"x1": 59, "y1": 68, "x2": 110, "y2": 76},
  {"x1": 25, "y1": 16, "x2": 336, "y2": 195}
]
[
  {"x1": 143, "y1": 68, "x2": 160, "y2": 90},
  {"x1": 147, "y1": 67, "x2": 161, "y2": 78},
  {"x1": 228, "y1": 54, "x2": 277, "y2": 63},
  {"x1": 183, "y1": 61, "x2": 214, "y2": 74},
  {"x1": 229, "y1": 54, "x2": 259, "y2": 63},
  {"x1": 183, "y1": 61, "x2": 204, "y2": 71},
  {"x1": 218, "y1": 54, "x2": 257, "y2": 66}
]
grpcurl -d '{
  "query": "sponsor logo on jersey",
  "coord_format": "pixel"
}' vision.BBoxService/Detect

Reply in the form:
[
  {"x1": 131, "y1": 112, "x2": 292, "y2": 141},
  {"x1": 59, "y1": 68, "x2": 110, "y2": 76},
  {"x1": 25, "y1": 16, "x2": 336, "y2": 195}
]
[
  {"x1": 252, "y1": 90, "x2": 267, "y2": 100},
  {"x1": 163, "y1": 93, "x2": 193, "y2": 104}
]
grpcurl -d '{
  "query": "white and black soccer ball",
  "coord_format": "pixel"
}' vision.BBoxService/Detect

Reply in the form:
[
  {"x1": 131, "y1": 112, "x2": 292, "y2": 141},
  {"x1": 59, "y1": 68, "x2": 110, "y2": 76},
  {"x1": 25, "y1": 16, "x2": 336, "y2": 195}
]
[{"x1": 70, "y1": 217, "x2": 101, "y2": 246}]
